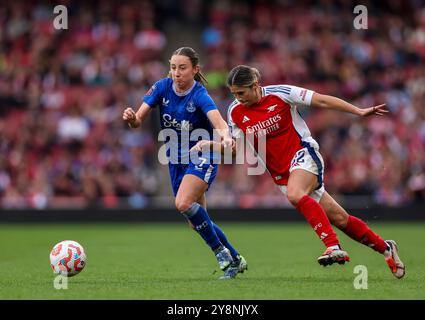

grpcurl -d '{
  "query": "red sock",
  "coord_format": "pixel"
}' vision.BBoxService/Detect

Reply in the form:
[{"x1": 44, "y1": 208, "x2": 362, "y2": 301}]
[
  {"x1": 296, "y1": 195, "x2": 339, "y2": 248},
  {"x1": 344, "y1": 215, "x2": 387, "y2": 253}
]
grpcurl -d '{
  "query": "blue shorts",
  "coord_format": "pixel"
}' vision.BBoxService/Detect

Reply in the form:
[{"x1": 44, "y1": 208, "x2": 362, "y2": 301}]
[{"x1": 168, "y1": 162, "x2": 218, "y2": 197}]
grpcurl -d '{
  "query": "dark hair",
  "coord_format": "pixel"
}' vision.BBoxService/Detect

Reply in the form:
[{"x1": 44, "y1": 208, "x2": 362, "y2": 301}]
[
  {"x1": 170, "y1": 47, "x2": 208, "y2": 86},
  {"x1": 226, "y1": 65, "x2": 261, "y2": 87}
]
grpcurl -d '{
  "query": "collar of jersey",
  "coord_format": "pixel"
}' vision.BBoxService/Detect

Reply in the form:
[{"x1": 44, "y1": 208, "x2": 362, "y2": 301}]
[{"x1": 172, "y1": 81, "x2": 197, "y2": 96}]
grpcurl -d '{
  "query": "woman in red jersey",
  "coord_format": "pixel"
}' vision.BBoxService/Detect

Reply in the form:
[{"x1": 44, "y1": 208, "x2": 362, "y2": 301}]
[{"x1": 192, "y1": 65, "x2": 404, "y2": 279}]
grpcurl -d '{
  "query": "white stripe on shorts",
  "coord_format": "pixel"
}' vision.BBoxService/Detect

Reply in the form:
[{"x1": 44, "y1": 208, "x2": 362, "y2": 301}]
[{"x1": 204, "y1": 165, "x2": 214, "y2": 183}]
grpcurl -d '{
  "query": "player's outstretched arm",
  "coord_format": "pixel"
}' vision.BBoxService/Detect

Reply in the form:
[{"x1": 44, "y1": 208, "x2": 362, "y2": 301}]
[
  {"x1": 190, "y1": 139, "x2": 237, "y2": 156},
  {"x1": 311, "y1": 93, "x2": 389, "y2": 117},
  {"x1": 190, "y1": 140, "x2": 221, "y2": 153},
  {"x1": 206, "y1": 109, "x2": 233, "y2": 148},
  {"x1": 123, "y1": 103, "x2": 152, "y2": 128}
]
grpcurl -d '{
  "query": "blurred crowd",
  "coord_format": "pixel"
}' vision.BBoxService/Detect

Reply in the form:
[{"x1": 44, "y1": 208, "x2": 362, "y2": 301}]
[{"x1": 0, "y1": 0, "x2": 424, "y2": 209}]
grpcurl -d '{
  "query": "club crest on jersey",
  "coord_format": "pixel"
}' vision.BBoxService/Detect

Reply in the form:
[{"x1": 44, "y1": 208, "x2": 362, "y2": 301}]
[
  {"x1": 267, "y1": 104, "x2": 277, "y2": 112},
  {"x1": 186, "y1": 101, "x2": 196, "y2": 113}
]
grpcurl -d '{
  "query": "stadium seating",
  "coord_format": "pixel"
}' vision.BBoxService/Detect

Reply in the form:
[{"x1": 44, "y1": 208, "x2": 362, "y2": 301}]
[{"x1": 0, "y1": 1, "x2": 424, "y2": 209}]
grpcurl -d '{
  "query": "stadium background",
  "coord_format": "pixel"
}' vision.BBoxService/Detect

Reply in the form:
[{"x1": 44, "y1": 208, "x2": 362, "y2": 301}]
[
  {"x1": 1, "y1": 0, "x2": 425, "y2": 302},
  {"x1": 1, "y1": 0, "x2": 424, "y2": 212}
]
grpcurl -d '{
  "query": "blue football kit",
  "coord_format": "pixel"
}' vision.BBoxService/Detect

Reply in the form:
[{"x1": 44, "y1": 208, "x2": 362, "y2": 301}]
[
  {"x1": 142, "y1": 77, "x2": 242, "y2": 267},
  {"x1": 143, "y1": 78, "x2": 219, "y2": 196}
]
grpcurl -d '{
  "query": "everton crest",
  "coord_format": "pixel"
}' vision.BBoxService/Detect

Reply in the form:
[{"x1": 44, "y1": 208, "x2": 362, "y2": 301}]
[{"x1": 186, "y1": 101, "x2": 196, "y2": 113}]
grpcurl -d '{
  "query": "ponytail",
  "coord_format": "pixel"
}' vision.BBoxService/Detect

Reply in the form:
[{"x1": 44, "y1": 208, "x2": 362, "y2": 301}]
[{"x1": 195, "y1": 72, "x2": 208, "y2": 87}]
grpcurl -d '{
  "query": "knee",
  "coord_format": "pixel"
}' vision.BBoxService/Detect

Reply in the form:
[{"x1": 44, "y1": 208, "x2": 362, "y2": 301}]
[
  {"x1": 175, "y1": 198, "x2": 194, "y2": 213},
  {"x1": 187, "y1": 221, "x2": 195, "y2": 230},
  {"x1": 286, "y1": 189, "x2": 305, "y2": 207}
]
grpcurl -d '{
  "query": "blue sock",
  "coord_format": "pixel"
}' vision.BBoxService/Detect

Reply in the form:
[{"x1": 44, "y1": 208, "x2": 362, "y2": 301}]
[
  {"x1": 182, "y1": 203, "x2": 222, "y2": 251},
  {"x1": 212, "y1": 223, "x2": 239, "y2": 259}
]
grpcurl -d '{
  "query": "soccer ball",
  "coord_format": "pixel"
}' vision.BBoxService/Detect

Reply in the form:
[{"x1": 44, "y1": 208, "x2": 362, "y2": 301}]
[{"x1": 50, "y1": 240, "x2": 87, "y2": 277}]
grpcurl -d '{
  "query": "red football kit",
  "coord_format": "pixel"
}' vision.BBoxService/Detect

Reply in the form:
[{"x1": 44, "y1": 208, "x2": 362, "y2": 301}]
[
  {"x1": 227, "y1": 85, "x2": 319, "y2": 186},
  {"x1": 227, "y1": 84, "x2": 388, "y2": 253}
]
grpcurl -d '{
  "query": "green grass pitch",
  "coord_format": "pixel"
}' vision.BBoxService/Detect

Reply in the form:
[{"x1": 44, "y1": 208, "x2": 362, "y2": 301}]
[{"x1": 0, "y1": 221, "x2": 424, "y2": 299}]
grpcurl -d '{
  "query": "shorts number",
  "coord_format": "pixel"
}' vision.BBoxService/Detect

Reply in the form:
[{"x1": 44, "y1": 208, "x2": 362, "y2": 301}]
[
  {"x1": 296, "y1": 150, "x2": 305, "y2": 163},
  {"x1": 291, "y1": 150, "x2": 305, "y2": 167},
  {"x1": 197, "y1": 157, "x2": 207, "y2": 168}
]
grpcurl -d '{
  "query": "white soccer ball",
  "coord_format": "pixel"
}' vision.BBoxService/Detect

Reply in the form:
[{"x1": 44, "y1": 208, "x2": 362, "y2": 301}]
[{"x1": 50, "y1": 240, "x2": 87, "y2": 277}]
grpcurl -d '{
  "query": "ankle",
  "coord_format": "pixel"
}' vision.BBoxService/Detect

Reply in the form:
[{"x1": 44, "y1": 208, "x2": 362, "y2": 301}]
[
  {"x1": 383, "y1": 245, "x2": 392, "y2": 258},
  {"x1": 328, "y1": 244, "x2": 342, "y2": 250},
  {"x1": 213, "y1": 245, "x2": 225, "y2": 254}
]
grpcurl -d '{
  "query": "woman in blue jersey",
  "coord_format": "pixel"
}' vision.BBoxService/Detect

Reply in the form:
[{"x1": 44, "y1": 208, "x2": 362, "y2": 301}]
[{"x1": 123, "y1": 47, "x2": 246, "y2": 279}]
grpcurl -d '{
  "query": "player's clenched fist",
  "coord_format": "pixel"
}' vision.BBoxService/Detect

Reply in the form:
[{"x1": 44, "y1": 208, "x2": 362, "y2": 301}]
[{"x1": 123, "y1": 107, "x2": 138, "y2": 128}]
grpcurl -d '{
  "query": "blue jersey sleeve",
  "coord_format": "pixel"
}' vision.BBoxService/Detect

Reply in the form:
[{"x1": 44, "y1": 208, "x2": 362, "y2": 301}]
[
  {"x1": 196, "y1": 87, "x2": 218, "y2": 114},
  {"x1": 143, "y1": 79, "x2": 166, "y2": 108}
]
